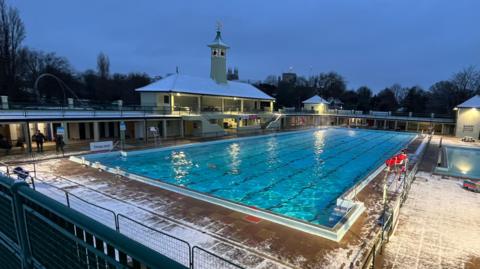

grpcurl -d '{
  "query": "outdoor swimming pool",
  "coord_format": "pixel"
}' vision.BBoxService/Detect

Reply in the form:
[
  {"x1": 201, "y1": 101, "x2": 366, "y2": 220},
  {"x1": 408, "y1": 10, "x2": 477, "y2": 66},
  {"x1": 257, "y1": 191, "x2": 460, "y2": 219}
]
[
  {"x1": 436, "y1": 146, "x2": 480, "y2": 179},
  {"x1": 83, "y1": 128, "x2": 415, "y2": 229}
]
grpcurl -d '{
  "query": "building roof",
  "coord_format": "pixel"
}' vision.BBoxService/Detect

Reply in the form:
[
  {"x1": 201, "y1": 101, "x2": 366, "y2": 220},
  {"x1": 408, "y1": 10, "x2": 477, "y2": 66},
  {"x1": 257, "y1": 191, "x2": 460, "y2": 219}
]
[
  {"x1": 135, "y1": 74, "x2": 274, "y2": 100},
  {"x1": 208, "y1": 30, "x2": 229, "y2": 48},
  {"x1": 457, "y1": 95, "x2": 480, "y2": 108},
  {"x1": 303, "y1": 95, "x2": 329, "y2": 104}
]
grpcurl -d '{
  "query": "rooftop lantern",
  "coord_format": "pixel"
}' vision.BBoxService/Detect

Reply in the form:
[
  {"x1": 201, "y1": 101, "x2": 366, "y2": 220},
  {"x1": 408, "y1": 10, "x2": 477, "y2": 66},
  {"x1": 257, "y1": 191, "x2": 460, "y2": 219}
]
[{"x1": 208, "y1": 22, "x2": 229, "y2": 84}]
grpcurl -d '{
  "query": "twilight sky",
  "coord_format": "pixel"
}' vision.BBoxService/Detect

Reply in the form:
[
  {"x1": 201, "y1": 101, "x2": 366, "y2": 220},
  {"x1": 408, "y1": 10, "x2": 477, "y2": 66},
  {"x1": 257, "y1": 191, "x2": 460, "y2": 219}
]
[{"x1": 14, "y1": 0, "x2": 480, "y2": 92}]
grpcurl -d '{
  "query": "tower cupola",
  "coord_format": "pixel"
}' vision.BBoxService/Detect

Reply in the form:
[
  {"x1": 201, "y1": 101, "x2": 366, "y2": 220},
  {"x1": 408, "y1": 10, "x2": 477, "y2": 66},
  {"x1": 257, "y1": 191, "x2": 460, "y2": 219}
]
[{"x1": 208, "y1": 23, "x2": 229, "y2": 84}]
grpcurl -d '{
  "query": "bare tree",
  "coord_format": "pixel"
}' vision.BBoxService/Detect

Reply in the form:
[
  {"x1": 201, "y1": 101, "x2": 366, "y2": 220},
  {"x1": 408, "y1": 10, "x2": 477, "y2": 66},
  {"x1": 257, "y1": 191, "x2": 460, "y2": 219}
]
[
  {"x1": 264, "y1": 75, "x2": 278, "y2": 86},
  {"x1": 390, "y1": 83, "x2": 408, "y2": 104},
  {"x1": 0, "y1": 0, "x2": 26, "y2": 97},
  {"x1": 97, "y1": 52, "x2": 110, "y2": 79},
  {"x1": 451, "y1": 66, "x2": 480, "y2": 93}
]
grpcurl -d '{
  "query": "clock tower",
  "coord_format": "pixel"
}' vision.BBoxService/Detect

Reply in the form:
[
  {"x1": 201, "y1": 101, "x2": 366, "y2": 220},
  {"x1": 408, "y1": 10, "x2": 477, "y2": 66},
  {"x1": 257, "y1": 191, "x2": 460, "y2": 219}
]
[{"x1": 208, "y1": 24, "x2": 229, "y2": 84}]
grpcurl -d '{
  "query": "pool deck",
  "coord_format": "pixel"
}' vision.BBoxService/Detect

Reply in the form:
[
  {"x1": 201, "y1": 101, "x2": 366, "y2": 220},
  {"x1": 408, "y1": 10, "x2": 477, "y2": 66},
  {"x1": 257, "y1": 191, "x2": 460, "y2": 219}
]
[
  {"x1": 378, "y1": 136, "x2": 480, "y2": 269},
  {"x1": 6, "y1": 130, "x2": 424, "y2": 268}
]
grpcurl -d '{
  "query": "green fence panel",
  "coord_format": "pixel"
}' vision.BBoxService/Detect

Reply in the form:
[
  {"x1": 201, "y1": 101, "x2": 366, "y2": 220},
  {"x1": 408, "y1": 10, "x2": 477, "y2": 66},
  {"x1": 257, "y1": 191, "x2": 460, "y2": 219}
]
[
  {"x1": 0, "y1": 193, "x2": 18, "y2": 244},
  {"x1": 0, "y1": 174, "x2": 188, "y2": 269},
  {"x1": 0, "y1": 238, "x2": 22, "y2": 269}
]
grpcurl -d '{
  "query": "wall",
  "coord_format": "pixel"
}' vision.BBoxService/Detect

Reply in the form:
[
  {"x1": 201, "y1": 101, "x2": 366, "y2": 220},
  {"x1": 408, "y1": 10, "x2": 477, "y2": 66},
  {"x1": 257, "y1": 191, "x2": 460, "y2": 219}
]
[
  {"x1": 140, "y1": 92, "x2": 157, "y2": 107},
  {"x1": 456, "y1": 108, "x2": 480, "y2": 138}
]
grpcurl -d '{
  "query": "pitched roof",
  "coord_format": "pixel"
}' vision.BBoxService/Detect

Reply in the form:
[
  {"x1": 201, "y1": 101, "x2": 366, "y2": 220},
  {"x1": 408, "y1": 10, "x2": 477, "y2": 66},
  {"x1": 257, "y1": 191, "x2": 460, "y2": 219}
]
[
  {"x1": 303, "y1": 95, "x2": 329, "y2": 104},
  {"x1": 457, "y1": 95, "x2": 480, "y2": 108},
  {"x1": 208, "y1": 31, "x2": 229, "y2": 48},
  {"x1": 135, "y1": 74, "x2": 274, "y2": 100}
]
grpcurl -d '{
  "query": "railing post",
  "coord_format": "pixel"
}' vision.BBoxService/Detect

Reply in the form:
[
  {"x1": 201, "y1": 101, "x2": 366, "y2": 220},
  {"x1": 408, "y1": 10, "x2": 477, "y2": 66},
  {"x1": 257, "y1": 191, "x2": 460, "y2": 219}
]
[
  {"x1": 10, "y1": 181, "x2": 34, "y2": 269},
  {"x1": 115, "y1": 214, "x2": 120, "y2": 232},
  {"x1": 66, "y1": 192, "x2": 71, "y2": 207}
]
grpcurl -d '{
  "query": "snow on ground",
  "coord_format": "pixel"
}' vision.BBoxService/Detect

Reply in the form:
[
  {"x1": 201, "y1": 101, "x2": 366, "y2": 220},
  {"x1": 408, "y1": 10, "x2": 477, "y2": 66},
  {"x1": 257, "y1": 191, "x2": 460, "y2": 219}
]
[
  {"x1": 27, "y1": 163, "x2": 292, "y2": 269},
  {"x1": 382, "y1": 172, "x2": 480, "y2": 269}
]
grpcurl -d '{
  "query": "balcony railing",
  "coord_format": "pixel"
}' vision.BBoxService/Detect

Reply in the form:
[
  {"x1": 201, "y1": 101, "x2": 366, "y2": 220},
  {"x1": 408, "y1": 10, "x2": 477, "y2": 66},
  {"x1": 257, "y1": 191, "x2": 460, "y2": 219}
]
[{"x1": 283, "y1": 108, "x2": 454, "y2": 120}]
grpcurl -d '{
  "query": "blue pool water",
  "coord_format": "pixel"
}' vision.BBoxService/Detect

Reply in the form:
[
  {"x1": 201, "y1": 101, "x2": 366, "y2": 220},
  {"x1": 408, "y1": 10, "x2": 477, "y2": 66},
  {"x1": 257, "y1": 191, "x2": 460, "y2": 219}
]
[
  {"x1": 439, "y1": 146, "x2": 480, "y2": 179},
  {"x1": 86, "y1": 128, "x2": 415, "y2": 227}
]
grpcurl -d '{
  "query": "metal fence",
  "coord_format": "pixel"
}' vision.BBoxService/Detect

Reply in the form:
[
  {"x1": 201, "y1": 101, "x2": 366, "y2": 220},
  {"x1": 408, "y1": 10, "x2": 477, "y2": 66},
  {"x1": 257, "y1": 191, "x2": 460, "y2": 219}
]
[
  {"x1": 0, "y1": 174, "x2": 186, "y2": 269},
  {"x1": 0, "y1": 167, "x2": 244, "y2": 269},
  {"x1": 357, "y1": 134, "x2": 433, "y2": 269}
]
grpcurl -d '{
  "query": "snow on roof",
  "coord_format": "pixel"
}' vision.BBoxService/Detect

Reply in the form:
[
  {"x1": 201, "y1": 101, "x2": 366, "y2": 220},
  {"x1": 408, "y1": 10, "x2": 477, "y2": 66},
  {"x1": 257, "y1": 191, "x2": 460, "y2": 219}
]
[
  {"x1": 208, "y1": 30, "x2": 229, "y2": 48},
  {"x1": 135, "y1": 74, "x2": 274, "y2": 100},
  {"x1": 457, "y1": 95, "x2": 480, "y2": 108},
  {"x1": 302, "y1": 95, "x2": 329, "y2": 104}
]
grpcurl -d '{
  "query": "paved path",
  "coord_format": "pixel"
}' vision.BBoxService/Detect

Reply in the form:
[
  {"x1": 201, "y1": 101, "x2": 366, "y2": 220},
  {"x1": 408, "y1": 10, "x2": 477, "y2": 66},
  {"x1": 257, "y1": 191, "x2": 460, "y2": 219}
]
[{"x1": 381, "y1": 173, "x2": 480, "y2": 269}]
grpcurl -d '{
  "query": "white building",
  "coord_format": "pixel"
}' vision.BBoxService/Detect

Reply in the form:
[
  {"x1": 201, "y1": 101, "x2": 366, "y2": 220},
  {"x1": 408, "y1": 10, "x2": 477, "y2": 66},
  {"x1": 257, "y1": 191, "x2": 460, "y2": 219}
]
[
  {"x1": 455, "y1": 95, "x2": 480, "y2": 139},
  {"x1": 136, "y1": 29, "x2": 275, "y2": 136},
  {"x1": 302, "y1": 96, "x2": 328, "y2": 113}
]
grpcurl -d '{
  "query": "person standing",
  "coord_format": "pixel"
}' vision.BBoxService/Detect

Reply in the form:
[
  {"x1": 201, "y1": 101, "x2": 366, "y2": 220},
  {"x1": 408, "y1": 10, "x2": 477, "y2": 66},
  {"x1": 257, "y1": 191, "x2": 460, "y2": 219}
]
[
  {"x1": 32, "y1": 130, "x2": 46, "y2": 153},
  {"x1": 55, "y1": 134, "x2": 65, "y2": 155}
]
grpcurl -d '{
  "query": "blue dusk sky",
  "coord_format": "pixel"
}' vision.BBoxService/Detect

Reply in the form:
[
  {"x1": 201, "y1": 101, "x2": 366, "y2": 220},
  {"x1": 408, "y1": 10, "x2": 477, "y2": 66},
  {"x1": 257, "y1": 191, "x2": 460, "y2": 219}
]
[{"x1": 14, "y1": 0, "x2": 480, "y2": 91}]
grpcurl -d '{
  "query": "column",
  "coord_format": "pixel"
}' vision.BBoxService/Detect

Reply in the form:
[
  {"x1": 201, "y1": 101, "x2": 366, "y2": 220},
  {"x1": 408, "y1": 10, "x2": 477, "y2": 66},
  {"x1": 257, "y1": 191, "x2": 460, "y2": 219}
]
[
  {"x1": 270, "y1": 101, "x2": 274, "y2": 112},
  {"x1": 93, "y1": 122, "x2": 100, "y2": 141},
  {"x1": 441, "y1": 124, "x2": 445, "y2": 135},
  {"x1": 180, "y1": 119, "x2": 184, "y2": 138},
  {"x1": 144, "y1": 119, "x2": 148, "y2": 144},
  {"x1": 405, "y1": 121, "x2": 408, "y2": 131},
  {"x1": 22, "y1": 123, "x2": 32, "y2": 152},
  {"x1": 162, "y1": 120, "x2": 167, "y2": 138},
  {"x1": 197, "y1": 96, "x2": 201, "y2": 113},
  {"x1": 48, "y1": 123, "x2": 55, "y2": 141},
  {"x1": 9, "y1": 124, "x2": 19, "y2": 141},
  {"x1": 373, "y1": 119, "x2": 377, "y2": 128},
  {"x1": 61, "y1": 122, "x2": 69, "y2": 143},
  {"x1": 384, "y1": 120, "x2": 387, "y2": 129},
  {"x1": 85, "y1": 123, "x2": 91, "y2": 140},
  {"x1": 104, "y1": 122, "x2": 110, "y2": 138},
  {"x1": 240, "y1": 99, "x2": 244, "y2": 113},
  {"x1": 221, "y1": 98, "x2": 225, "y2": 112},
  {"x1": 170, "y1": 94, "x2": 175, "y2": 114},
  {"x1": 336, "y1": 117, "x2": 339, "y2": 125},
  {"x1": 417, "y1": 123, "x2": 420, "y2": 132}
]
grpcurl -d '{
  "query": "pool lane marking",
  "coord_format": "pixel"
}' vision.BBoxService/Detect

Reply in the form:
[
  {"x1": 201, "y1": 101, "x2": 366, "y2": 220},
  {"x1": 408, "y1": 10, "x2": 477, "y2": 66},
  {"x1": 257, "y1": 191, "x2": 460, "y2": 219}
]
[
  {"x1": 207, "y1": 132, "x2": 388, "y2": 196},
  {"x1": 185, "y1": 131, "x2": 381, "y2": 188},
  {"x1": 111, "y1": 129, "x2": 377, "y2": 185},
  {"x1": 263, "y1": 133, "x2": 406, "y2": 211}
]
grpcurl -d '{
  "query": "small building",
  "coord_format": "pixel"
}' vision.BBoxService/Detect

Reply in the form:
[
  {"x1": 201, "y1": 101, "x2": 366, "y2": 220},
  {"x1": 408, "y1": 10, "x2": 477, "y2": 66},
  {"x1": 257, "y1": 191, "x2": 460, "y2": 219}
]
[
  {"x1": 455, "y1": 95, "x2": 480, "y2": 139},
  {"x1": 302, "y1": 96, "x2": 328, "y2": 113}
]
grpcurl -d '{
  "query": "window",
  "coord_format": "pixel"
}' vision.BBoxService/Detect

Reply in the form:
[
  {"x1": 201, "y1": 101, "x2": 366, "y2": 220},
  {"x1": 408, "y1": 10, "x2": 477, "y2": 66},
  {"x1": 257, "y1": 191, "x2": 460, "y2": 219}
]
[
  {"x1": 212, "y1": 49, "x2": 218, "y2": 56},
  {"x1": 164, "y1": 95, "x2": 169, "y2": 104},
  {"x1": 220, "y1": 50, "x2": 225, "y2": 57},
  {"x1": 463, "y1": 125, "x2": 474, "y2": 132}
]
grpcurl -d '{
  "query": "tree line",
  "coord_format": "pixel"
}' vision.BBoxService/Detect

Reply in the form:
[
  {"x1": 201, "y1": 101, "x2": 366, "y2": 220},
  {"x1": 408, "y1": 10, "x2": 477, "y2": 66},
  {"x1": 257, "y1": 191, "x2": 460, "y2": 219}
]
[
  {"x1": 256, "y1": 67, "x2": 480, "y2": 115},
  {"x1": 0, "y1": 0, "x2": 152, "y2": 105}
]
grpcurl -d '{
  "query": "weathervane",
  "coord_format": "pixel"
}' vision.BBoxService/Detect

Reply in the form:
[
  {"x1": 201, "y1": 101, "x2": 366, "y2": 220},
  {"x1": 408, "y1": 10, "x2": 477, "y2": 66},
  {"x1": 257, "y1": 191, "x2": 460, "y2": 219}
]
[{"x1": 216, "y1": 21, "x2": 223, "y2": 32}]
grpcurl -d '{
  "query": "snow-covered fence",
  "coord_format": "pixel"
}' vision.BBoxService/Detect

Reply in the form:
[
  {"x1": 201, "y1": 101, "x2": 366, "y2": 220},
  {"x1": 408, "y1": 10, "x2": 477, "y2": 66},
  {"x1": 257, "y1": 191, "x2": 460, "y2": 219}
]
[
  {"x1": 67, "y1": 192, "x2": 117, "y2": 230},
  {"x1": 192, "y1": 246, "x2": 243, "y2": 269},
  {"x1": 117, "y1": 214, "x2": 192, "y2": 268}
]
